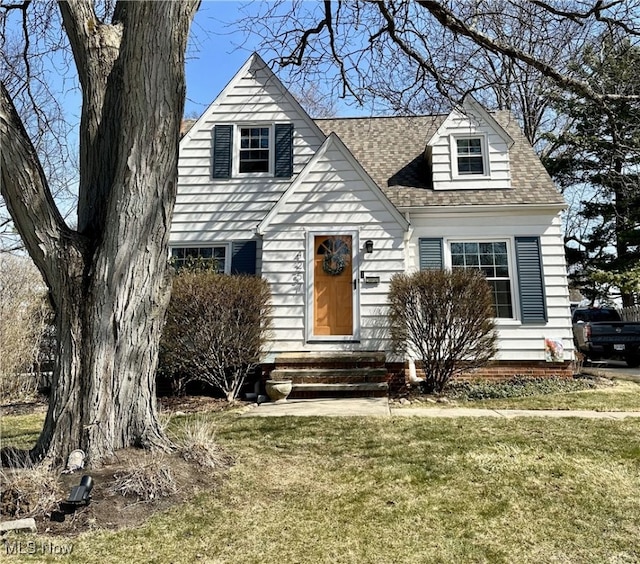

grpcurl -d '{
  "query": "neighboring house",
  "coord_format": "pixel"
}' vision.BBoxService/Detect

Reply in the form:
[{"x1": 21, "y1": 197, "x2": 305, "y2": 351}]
[{"x1": 172, "y1": 53, "x2": 574, "y2": 389}]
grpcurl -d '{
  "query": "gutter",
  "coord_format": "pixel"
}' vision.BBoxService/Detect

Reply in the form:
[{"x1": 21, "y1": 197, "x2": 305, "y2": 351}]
[{"x1": 399, "y1": 202, "x2": 566, "y2": 216}]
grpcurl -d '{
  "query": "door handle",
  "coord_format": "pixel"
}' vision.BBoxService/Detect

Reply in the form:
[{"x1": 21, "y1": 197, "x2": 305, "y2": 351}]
[{"x1": 353, "y1": 278, "x2": 357, "y2": 290}]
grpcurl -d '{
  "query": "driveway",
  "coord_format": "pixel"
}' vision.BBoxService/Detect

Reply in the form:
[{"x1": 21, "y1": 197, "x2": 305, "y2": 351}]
[{"x1": 580, "y1": 359, "x2": 640, "y2": 383}]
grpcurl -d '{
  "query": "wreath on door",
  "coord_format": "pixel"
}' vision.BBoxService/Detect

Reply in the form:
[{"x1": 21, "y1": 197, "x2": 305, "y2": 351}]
[
  {"x1": 323, "y1": 252, "x2": 346, "y2": 275},
  {"x1": 319, "y1": 237, "x2": 350, "y2": 276}
]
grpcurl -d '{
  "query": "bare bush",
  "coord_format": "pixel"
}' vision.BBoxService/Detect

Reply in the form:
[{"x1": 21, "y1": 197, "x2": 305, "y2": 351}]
[
  {"x1": 0, "y1": 464, "x2": 62, "y2": 518},
  {"x1": 159, "y1": 270, "x2": 272, "y2": 402},
  {"x1": 110, "y1": 454, "x2": 178, "y2": 501},
  {"x1": 176, "y1": 417, "x2": 234, "y2": 470},
  {"x1": 0, "y1": 255, "x2": 51, "y2": 400},
  {"x1": 389, "y1": 269, "x2": 498, "y2": 393}
]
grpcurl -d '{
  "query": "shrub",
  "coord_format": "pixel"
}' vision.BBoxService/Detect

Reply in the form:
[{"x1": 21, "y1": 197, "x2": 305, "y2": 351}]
[
  {"x1": 0, "y1": 254, "x2": 51, "y2": 400},
  {"x1": 389, "y1": 269, "x2": 498, "y2": 393},
  {"x1": 159, "y1": 269, "x2": 271, "y2": 401}
]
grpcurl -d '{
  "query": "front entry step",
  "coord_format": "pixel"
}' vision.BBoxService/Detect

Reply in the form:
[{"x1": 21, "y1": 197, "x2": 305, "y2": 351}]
[
  {"x1": 268, "y1": 352, "x2": 389, "y2": 398},
  {"x1": 274, "y1": 352, "x2": 386, "y2": 368},
  {"x1": 270, "y1": 368, "x2": 387, "y2": 383},
  {"x1": 291, "y1": 382, "x2": 388, "y2": 398}
]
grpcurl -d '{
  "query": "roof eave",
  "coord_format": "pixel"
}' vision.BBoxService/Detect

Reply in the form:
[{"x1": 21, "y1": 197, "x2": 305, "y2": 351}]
[{"x1": 398, "y1": 202, "x2": 567, "y2": 215}]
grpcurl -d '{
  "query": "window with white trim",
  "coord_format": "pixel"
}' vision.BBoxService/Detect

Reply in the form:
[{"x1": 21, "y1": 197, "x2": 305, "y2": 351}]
[
  {"x1": 456, "y1": 137, "x2": 485, "y2": 175},
  {"x1": 450, "y1": 241, "x2": 513, "y2": 318},
  {"x1": 213, "y1": 123, "x2": 292, "y2": 179},
  {"x1": 170, "y1": 245, "x2": 228, "y2": 273},
  {"x1": 239, "y1": 126, "x2": 270, "y2": 173}
]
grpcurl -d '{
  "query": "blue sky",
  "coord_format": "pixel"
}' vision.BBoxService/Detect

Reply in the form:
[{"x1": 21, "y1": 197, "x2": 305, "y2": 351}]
[
  {"x1": 184, "y1": 1, "x2": 264, "y2": 117},
  {"x1": 183, "y1": 1, "x2": 367, "y2": 118}
]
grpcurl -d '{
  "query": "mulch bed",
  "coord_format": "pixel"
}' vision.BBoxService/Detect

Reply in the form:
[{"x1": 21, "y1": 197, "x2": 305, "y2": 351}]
[{"x1": 1, "y1": 394, "x2": 240, "y2": 537}]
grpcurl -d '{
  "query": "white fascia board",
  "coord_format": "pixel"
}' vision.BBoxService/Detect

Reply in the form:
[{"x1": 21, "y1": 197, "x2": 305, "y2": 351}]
[
  {"x1": 329, "y1": 133, "x2": 410, "y2": 231},
  {"x1": 462, "y1": 95, "x2": 514, "y2": 148},
  {"x1": 179, "y1": 54, "x2": 256, "y2": 147},
  {"x1": 399, "y1": 202, "x2": 567, "y2": 217},
  {"x1": 258, "y1": 133, "x2": 410, "y2": 234},
  {"x1": 426, "y1": 95, "x2": 514, "y2": 149},
  {"x1": 179, "y1": 52, "x2": 326, "y2": 148},
  {"x1": 257, "y1": 135, "x2": 333, "y2": 234}
]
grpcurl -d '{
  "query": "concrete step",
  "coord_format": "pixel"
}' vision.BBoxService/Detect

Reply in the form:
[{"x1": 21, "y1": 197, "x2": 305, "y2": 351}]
[
  {"x1": 290, "y1": 382, "x2": 388, "y2": 398},
  {"x1": 270, "y1": 368, "x2": 387, "y2": 383},
  {"x1": 274, "y1": 352, "x2": 386, "y2": 369}
]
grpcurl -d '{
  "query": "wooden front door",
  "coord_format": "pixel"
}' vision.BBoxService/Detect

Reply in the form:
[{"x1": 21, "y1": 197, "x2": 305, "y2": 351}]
[{"x1": 314, "y1": 235, "x2": 354, "y2": 336}]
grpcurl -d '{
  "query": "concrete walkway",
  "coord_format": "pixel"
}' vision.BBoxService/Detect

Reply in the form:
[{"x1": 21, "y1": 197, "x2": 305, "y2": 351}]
[
  {"x1": 240, "y1": 397, "x2": 640, "y2": 419},
  {"x1": 392, "y1": 407, "x2": 640, "y2": 419},
  {"x1": 241, "y1": 398, "x2": 391, "y2": 417}
]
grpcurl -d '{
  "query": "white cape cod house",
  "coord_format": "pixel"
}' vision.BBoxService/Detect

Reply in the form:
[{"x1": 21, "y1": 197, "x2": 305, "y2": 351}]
[{"x1": 172, "y1": 53, "x2": 573, "y2": 394}]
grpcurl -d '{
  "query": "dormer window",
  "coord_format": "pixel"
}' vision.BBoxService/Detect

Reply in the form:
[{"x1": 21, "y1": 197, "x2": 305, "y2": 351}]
[
  {"x1": 456, "y1": 137, "x2": 485, "y2": 175},
  {"x1": 213, "y1": 123, "x2": 294, "y2": 179},
  {"x1": 239, "y1": 126, "x2": 270, "y2": 173}
]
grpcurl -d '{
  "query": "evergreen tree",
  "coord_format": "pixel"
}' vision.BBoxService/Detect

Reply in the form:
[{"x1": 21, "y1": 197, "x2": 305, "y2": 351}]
[{"x1": 545, "y1": 35, "x2": 640, "y2": 306}]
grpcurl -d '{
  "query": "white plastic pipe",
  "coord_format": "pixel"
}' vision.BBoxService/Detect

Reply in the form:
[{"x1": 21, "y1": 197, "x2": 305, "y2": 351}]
[{"x1": 407, "y1": 357, "x2": 424, "y2": 383}]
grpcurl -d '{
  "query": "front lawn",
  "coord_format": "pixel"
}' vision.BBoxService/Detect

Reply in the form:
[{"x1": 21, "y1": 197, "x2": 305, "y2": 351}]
[
  {"x1": 400, "y1": 377, "x2": 640, "y2": 411},
  {"x1": 458, "y1": 379, "x2": 640, "y2": 410},
  {"x1": 3, "y1": 411, "x2": 640, "y2": 563}
]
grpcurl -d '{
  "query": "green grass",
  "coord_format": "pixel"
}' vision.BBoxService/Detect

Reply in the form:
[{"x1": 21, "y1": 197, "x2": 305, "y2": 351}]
[
  {"x1": 4, "y1": 411, "x2": 640, "y2": 563},
  {"x1": 456, "y1": 379, "x2": 640, "y2": 410},
  {"x1": 410, "y1": 378, "x2": 640, "y2": 411},
  {"x1": 0, "y1": 413, "x2": 43, "y2": 450}
]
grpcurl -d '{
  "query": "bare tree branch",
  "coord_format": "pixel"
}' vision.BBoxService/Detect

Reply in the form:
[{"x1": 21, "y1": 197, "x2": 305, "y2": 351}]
[
  {"x1": 58, "y1": 0, "x2": 122, "y2": 236},
  {"x1": 375, "y1": 1, "x2": 449, "y2": 100},
  {"x1": 240, "y1": 0, "x2": 640, "y2": 113},
  {"x1": 0, "y1": 80, "x2": 84, "y2": 280},
  {"x1": 0, "y1": 0, "x2": 79, "y2": 251},
  {"x1": 416, "y1": 0, "x2": 638, "y2": 104}
]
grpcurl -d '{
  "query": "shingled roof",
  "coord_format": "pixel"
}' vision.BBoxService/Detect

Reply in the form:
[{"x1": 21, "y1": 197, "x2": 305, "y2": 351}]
[{"x1": 315, "y1": 111, "x2": 565, "y2": 208}]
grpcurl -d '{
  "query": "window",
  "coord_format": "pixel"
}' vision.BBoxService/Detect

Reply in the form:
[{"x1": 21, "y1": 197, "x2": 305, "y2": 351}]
[
  {"x1": 239, "y1": 127, "x2": 270, "y2": 173},
  {"x1": 171, "y1": 246, "x2": 228, "y2": 273},
  {"x1": 456, "y1": 137, "x2": 485, "y2": 175},
  {"x1": 419, "y1": 236, "x2": 547, "y2": 324},
  {"x1": 450, "y1": 241, "x2": 513, "y2": 318},
  {"x1": 213, "y1": 124, "x2": 293, "y2": 179}
]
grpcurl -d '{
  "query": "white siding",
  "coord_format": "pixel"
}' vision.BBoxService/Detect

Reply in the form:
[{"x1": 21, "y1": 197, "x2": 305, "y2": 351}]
[
  {"x1": 172, "y1": 56, "x2": 325, "y2": 245},
  {"x1": 429, "y1": 108, "x2": 512, "y2": 190},
  {"x1": 260, "y1": 143, "x2": 407, "y2": 359},
  {"x1": 171, "y1": 56, "x2": 570, "y2": 365},
  {"x1": 408, "y1": 209, "x2": 574, "y2": 362}
]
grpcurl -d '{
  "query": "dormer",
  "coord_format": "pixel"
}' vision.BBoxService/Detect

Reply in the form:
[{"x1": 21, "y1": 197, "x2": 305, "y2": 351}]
[
  {"x1": 179, "y1": 53, "x2": 325, "y2": 184},
  {"x1": 212, "y1": 122, "x2": 294, "y2": 179},
  {"x1": 426, "y1": 96, "x2": 514, "y2": 190}
]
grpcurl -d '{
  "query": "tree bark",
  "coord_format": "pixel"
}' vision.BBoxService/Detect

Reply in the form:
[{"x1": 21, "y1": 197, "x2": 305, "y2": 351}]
[{"x1": 0, "y1": 0, "x2": 200, "y2": 466}]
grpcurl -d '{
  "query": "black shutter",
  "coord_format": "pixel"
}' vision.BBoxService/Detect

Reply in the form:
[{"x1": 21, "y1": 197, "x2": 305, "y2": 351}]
[
  {"x1": 515, "y1": 236, "x2": 547, "y2": 324},
  {"x1": 213, "y1": 125, "x2": 233, "y2": 179},
  {"x1": 274, "y1": 123, "x2": 293, "y2": 178},
  {"x1": 231, "y1": 240, "x2": 257, "y2": 275},
  {"x1": 418, "y1": 238, "x2": 444, "y2": 270}
]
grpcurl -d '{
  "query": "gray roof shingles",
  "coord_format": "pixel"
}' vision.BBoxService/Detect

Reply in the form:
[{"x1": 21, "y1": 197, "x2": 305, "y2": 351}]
[{"x1": 315, "y1": 112, "x2": 565, "y2": 208}]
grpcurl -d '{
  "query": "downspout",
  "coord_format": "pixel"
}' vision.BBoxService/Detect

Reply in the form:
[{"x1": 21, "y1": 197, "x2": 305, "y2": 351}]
[
  {"x1": 407, "y1": 357, "x2": 425, "y2": 384},
  {"x1": 402, "y1": 212, "x2": 424, "y2": 383}
]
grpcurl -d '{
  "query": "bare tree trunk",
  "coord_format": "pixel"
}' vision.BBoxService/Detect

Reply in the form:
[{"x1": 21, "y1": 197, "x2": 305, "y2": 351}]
[{"x1": 0, "y1": 0, "x2": 200, "y2": 466}]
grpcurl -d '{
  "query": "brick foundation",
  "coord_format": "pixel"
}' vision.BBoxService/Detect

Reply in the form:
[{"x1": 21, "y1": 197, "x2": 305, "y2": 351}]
[
  {"x1": 390, "y1": 360, "x2": 574, "y2": 387},
  {"x1": 460, "y1": 361, "x2": 574, "y2": 380},
  {"x1": 258, "y1": 357, "x2": 575, "y2": 397}
]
